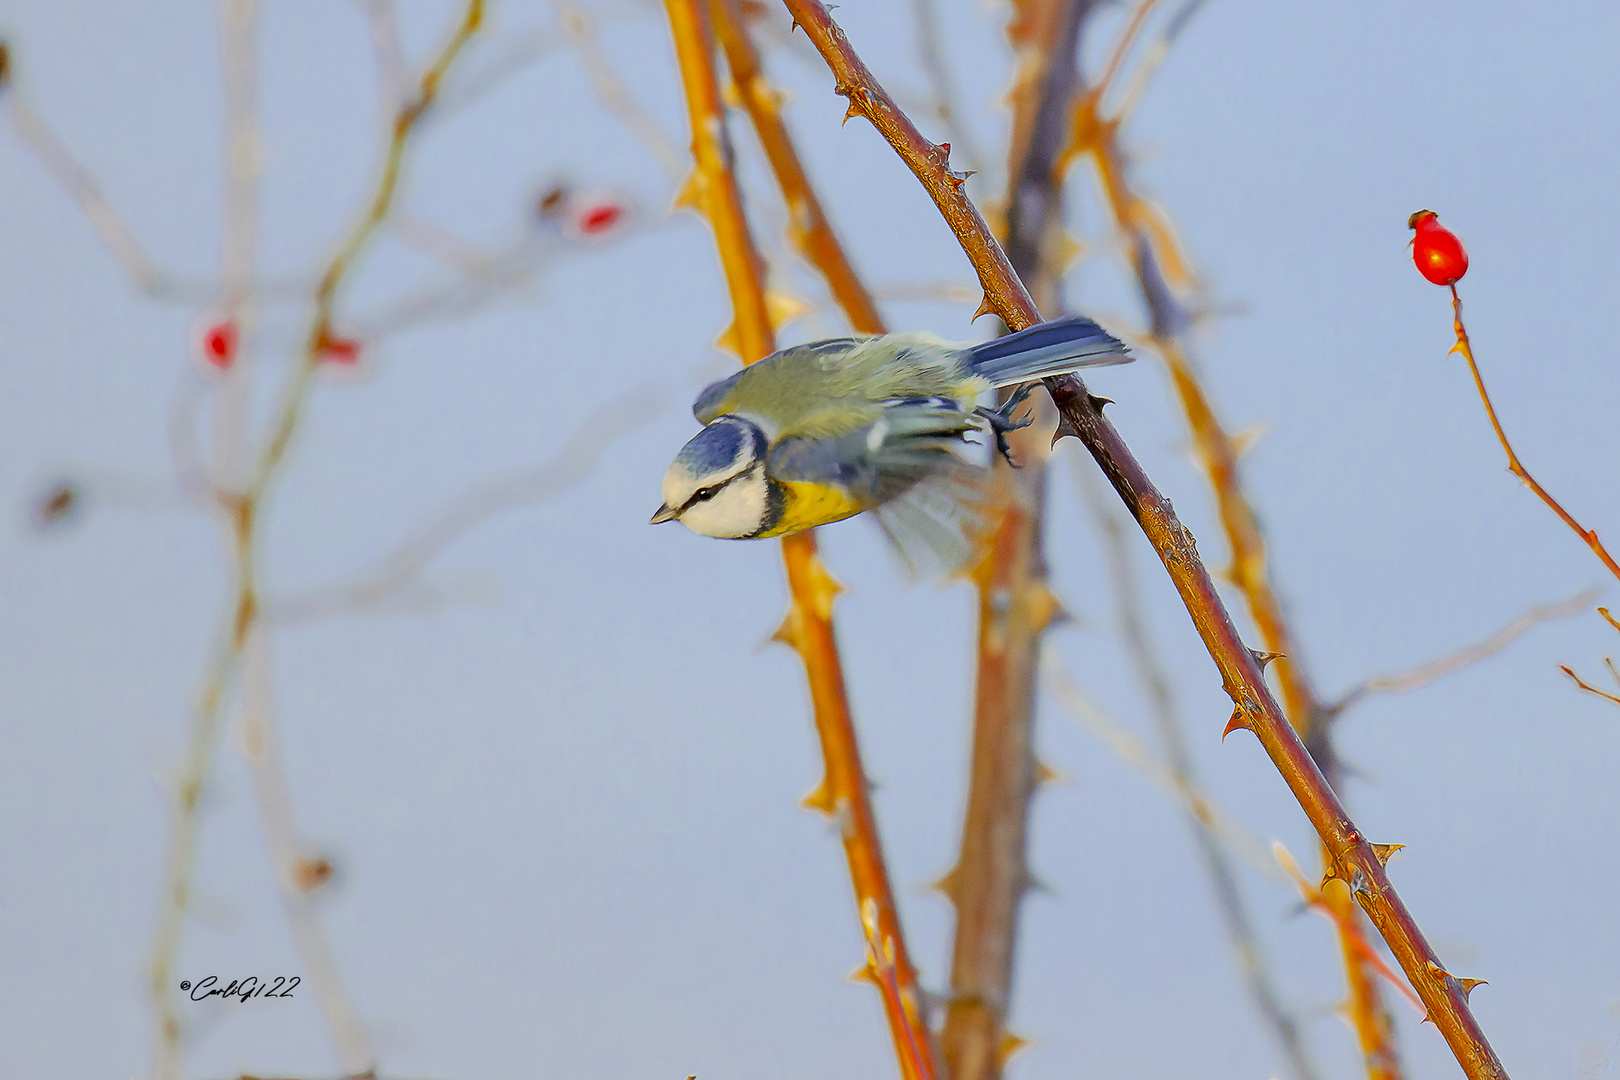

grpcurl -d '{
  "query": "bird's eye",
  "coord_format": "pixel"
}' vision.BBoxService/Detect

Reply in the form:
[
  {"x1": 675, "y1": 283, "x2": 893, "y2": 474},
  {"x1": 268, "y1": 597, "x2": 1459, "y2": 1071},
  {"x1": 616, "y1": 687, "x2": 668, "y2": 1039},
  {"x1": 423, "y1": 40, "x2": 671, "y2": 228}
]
[{"x1": 694, "y1": 485, "x2": 720, "y2": 502}]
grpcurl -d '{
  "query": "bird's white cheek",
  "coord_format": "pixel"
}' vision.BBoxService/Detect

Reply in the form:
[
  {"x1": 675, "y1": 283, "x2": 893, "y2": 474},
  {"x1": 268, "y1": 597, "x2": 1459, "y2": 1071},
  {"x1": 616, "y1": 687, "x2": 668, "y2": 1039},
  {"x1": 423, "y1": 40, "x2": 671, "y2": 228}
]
[{"x1": 681, "y1": 473, "x2": 768, "y2": 539}]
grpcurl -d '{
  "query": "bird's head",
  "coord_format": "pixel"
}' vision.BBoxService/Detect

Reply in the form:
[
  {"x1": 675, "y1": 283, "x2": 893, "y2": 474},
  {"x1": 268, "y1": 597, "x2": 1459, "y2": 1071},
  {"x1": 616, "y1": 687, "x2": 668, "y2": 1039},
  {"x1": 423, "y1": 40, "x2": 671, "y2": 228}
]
[{"x1": 651, "y1": 416, "x2": 777, "y2": 538}]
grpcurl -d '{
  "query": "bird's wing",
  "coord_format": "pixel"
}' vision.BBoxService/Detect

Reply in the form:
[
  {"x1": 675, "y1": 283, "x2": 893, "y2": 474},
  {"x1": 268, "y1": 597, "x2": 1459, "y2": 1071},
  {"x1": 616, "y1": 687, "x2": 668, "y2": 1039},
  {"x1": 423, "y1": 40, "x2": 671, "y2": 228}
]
[
  {"x1": 706, "y1": 335, "x2": 973, "y2": 438},
  {"x1": 811, "y1": 333, "x2": 974, "y2": 401},
  {"x1": 769, "y1": 398, "x2": 995, "y2": 578},
  {"x1": 692, "y1": 370, "x2": 745, "y2": 424},
  {"x1": 767, "y1": 398, "x2": 975, "y2": 501}
]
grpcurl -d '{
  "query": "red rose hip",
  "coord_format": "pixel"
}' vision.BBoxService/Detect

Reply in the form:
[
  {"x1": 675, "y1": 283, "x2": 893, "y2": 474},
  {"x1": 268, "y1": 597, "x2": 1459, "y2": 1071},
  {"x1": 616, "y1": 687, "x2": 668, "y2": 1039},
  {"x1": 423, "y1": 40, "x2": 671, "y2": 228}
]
[{"x1": 1408, "y1": 209, "x2": 1469, "y2": 286}]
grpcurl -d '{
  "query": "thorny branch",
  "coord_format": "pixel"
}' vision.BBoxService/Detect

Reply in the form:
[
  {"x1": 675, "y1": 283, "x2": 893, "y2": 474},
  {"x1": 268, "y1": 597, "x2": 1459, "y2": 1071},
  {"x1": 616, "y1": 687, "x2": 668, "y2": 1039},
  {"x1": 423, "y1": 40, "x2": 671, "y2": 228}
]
[
  {"x1": 1060, "y1": 3, "x2": 1404, "y2": 1061},
  {"x1": 710, "y1": 0, "x2": 884, "y2": 335},
  {"x1": 777, "y1": 1, "x2": 1509, "y2": 1075},
  {"x1": 1056, "y1": 0, "x2": 1425, "y2": 1068},
  {"x1": 666, "y1": 2, "x2": 934, "y2": 1077},
  {"x1": 939, "y1": 3, "x2": 1091, "y2": 1078},
  {"x1": 1072, "y1": 463, "x2": 1317, "y2": 1080},
  {"x1": 1271, "y1": 843, "x2": 1427, "y2": 1015}
]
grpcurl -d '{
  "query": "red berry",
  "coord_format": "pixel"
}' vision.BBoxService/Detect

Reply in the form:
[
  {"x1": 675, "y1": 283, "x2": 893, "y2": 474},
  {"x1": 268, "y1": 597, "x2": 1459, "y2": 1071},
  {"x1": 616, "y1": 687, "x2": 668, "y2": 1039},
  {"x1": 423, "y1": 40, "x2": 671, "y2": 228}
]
[
  {"x1": 319, "y1": 336, "x2": 363, "y2": 365},
  {"x1": 562, "y1": 189, "x2": 631, "y2": 242},
  {"x1": 577, "y1": 203, "x2": 623, "y2": 235},
  {"x1": 1408, "y1": 209, "x2": 1469, "y2": 286},
  {"x1": 198, "y1": 319, "x2": 237, "y2": 369}
]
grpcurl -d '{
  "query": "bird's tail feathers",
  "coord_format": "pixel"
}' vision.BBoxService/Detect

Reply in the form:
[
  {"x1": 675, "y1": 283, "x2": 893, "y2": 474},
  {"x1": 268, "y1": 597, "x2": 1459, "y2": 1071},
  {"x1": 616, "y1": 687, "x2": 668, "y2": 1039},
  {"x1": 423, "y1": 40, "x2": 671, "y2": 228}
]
[{"x1": 966, "y1": 314, "x2": 1131, "y2": 387}]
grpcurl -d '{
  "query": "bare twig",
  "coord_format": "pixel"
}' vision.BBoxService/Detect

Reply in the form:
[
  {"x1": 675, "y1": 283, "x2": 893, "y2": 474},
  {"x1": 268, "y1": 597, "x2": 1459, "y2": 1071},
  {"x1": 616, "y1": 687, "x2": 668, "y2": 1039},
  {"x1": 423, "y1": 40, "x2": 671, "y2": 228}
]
[
  {"x1": 871, "y1": 281, "x2": 980, "y2": 305},
  {"x1": 556, "y1": 2, "x2": 686, "y2": 183},
  {"x1": 354, "y1": 0, "x2": 409, "y2": 112},
  {"x1": 1332, "y1": 588, "x2": 1600, "y2": 712},
  {"x1": 271, "y1": 387, "x2": 664, "y2": 623},
  {"x1": 236, "y1": 628, "x2": 370, "y2": 1066},
  {"x1": 149, "y1": 646, "x2": 235, "y2": 1080},
  {"x1": 1109, "y1": 0, "x2": 1209, "y2": 120},
  {"x1": 1043, "y1": 653, "x2": 1280, "y2": 880},
  {"x1": 250, "y1": 0, "x2": 485, "y2": 497},
  {"x1": 778, "y1": 3, "x2": 1509, "y2": 1074},
  {"x1": 667, "y1": 2, "x2": 935, "y2": 1076},
  {"x1": 1562, "y1": 665, "x2": 1620, "y2": 706},
  {"x1": 1447, "y1": 286, "x2": 1620, "y2": 585},
  {"x1": 907, "y1": 0, "x2": 986, "y2": 180},
  {"x1": 2, "y1": 49, "x2": 187, "y2": 299},
  {"x1": 436, "y1": 23, "x2": 566, "y2": 116},
  {"x1": 148, "y1": 7, "x2": 484, "y2": 1075},
  {"x1": 1561, "y1": 607, "x2": 1620, "y2": 708},
  {"x1": 1072, "y1": 463, "x2": 1318, "y2": 1080}
]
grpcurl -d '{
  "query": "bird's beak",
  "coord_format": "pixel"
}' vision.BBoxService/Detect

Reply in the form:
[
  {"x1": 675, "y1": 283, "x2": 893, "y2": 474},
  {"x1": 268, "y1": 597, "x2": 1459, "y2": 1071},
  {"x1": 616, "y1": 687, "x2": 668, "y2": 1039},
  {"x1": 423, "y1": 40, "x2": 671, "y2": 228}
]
[{"x1": 650, "y1": 503, "x2": 680, "y2": 525}]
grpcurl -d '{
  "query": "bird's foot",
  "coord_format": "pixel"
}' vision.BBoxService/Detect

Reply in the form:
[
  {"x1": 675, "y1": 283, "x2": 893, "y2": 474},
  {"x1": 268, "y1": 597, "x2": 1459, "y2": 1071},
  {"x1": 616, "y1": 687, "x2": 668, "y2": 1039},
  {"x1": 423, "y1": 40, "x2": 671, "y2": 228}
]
[{"x1": 975, "y1": 383, "x2": 1036, "y2": 468}]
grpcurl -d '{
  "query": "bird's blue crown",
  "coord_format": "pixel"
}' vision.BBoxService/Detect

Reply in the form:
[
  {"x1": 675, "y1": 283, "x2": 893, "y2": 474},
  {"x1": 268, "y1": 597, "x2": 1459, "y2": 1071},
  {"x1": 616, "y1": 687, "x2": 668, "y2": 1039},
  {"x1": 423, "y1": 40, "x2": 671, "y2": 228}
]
[{"x1": 675, "y1": 416, "x2": 763, "y2": 476}]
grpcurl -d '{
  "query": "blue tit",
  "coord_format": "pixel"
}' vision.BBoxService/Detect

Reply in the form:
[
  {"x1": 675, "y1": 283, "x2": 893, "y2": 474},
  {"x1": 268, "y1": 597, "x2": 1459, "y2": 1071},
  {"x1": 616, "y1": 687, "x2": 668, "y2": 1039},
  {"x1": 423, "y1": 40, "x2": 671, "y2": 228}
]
[{"x1": 651, "y1": 315, "x2": 1129, "y2": 558}]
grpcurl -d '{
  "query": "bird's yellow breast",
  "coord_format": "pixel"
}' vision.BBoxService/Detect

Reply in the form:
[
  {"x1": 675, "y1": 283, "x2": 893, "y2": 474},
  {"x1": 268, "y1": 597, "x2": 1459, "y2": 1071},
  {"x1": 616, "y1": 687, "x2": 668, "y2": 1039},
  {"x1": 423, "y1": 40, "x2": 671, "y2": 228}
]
[{"x1": 754, "y1": 480, "x2": 867, "y2": 538}]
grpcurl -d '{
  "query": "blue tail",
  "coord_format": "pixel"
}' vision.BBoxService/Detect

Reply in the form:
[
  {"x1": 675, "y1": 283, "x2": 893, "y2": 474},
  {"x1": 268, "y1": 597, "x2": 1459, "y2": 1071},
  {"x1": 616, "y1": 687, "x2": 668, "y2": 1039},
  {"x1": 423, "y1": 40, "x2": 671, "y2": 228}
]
[{"x1": 966, "y1": 315, "x2": 1130, "y2": 387}]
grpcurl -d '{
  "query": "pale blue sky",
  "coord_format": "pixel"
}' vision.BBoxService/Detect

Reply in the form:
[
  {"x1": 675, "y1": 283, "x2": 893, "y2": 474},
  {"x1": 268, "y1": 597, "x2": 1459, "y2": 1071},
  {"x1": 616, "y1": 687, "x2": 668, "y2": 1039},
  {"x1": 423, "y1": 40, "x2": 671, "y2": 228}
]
[{"x1": 2, "y1": 2, "x2": 1618, "y2": 1079}]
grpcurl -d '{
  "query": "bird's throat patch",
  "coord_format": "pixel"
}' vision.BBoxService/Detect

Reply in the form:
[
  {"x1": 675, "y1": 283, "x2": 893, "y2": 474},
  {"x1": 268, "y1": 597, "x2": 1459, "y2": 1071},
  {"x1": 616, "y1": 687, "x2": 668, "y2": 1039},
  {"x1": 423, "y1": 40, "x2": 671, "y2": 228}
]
[{"x1": 757, "y1": 480, "x2": 865, "y2": 537}]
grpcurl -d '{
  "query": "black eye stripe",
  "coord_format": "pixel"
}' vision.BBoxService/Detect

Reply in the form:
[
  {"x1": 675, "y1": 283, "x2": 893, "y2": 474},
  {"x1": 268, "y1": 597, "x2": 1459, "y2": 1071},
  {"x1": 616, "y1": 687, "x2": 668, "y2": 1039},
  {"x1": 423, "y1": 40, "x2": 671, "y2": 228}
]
[{"x1": 681, "y1": 482, "x2": 723, "y2": 511}]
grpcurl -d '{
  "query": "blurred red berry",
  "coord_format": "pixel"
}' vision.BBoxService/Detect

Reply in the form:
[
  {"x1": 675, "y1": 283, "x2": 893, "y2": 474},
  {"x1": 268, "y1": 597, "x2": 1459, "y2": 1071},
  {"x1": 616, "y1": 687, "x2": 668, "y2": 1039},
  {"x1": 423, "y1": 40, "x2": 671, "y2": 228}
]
[
  {"x1": 1408, "y1": 209, "x2": 1469, "y2": 286},
  {"x1": 320, "y1": 336, "x2": 363, "y2": 365},
  {"x1": 577, "y1": 203, "x2": 623, "y2": 235},
  {"x1": 563, "y1": 189, "x2": 631, "y2": 243},
  {"x1": 197, "y1": 318, "x2": 237, "y2": 369}
]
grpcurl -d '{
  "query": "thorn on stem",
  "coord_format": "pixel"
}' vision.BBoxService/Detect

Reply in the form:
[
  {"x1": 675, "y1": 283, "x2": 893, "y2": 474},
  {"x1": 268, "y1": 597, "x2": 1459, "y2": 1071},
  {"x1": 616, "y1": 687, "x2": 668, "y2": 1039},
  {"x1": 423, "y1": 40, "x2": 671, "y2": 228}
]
[
  {"x1": 1087, "y1": 394, "x2": 1113, "y2": 411},
  {"x1": 971, "y1": 295, "x2": 995, "y2": 322},
  {"x1": 771, "y1": 611, "x2": 803, "y2": 650},
  {"x1": 997, "y1": 1032, "x2": 1030, "y2": 1067},
  {"x1": 801, "y1": 779, "x2": 835, "y2": 816},
  {"x1": 1458, "y1": 977, "x2": 1488, "y2": 1000},
  {"x1": 1033, "y1": 759, "x2": 1065, "y2": 787},
  {"x1": 1050, "y1": 416, "x2": 1080, "y2": 446},
  {"x1": 1370, "y1": 842, "x2": 1404, "y2": 866},
  {"x1": 1221, "y1": 708, "x2": 1249, "y2": 741},
  {"x1": 1250, "y1": 648, "x2": 1284, "y2": 669}
]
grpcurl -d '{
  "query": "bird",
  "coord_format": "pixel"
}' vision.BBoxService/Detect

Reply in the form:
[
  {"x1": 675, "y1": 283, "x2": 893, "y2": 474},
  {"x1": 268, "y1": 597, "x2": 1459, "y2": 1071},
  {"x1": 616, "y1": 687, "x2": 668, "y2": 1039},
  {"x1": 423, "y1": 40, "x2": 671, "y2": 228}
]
[{"x1": 651, "y1": 315, "x2": 1130, "y2": 569}]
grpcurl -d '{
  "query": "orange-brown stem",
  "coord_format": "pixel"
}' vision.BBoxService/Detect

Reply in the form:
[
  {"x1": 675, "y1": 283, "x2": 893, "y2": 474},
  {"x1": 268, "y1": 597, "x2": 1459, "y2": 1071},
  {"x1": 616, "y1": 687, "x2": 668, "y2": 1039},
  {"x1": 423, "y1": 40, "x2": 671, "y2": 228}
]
[
  {"x1": 940, "y1": 2, "x2": 1089, "y2": 1078},
  {"x1": 1449, "y1": 284, "x2": 1620, "y2": 584},
  {"x1": 779, "y1": 1, "x2": 1508, "y2": 1074},
  {"x1": 780, "y1": 534, "x2": 936, "y2": 1080},
  {"x1": 1086, "y1": 110, "x2": 1395, "y2": 1072},
  {"x1": 710, "y1": 0, "x2": 884, "y2": 335},
  {"x1": 666, "y1": 3, "x2": 934, "y2": 1075}
]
